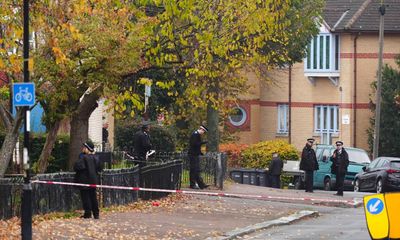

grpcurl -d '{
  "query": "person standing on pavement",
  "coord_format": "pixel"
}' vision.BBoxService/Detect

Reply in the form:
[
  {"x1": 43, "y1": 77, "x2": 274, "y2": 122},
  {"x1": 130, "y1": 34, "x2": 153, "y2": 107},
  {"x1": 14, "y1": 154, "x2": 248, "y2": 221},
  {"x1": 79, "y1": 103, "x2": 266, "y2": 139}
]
[
  {"x1": 188, "y1": 125, "x2": 209, "y2": 189},
  {"x1": 331, "y1": 141, "x2": 349, "y2": 196},
  {"x1": 102, "y1": 122, "x2": 109, "y2": 151},
  {"x1": 133, "y1": 123, "x2": 152, "y2": 167},
  {"x1": 300, "y1": 138, "x2": 319, "y2": 193},
  {"x1": 269, "y1": 152, "x2": 283, "y2": 189},
  {"x1": 74, "y1": 141, "x2": 103, "y2": 219}
]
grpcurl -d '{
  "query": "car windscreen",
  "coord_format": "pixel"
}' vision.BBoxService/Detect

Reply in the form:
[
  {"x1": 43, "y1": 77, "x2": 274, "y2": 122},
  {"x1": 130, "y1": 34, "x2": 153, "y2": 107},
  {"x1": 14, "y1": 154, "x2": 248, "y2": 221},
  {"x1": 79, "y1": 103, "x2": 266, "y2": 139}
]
[
  {"x1": 390, "y1": 161, "x2": 400, "y2": 169},
  {"x1": 347, "y1": 150, "x2": 370, "y2": 164}
]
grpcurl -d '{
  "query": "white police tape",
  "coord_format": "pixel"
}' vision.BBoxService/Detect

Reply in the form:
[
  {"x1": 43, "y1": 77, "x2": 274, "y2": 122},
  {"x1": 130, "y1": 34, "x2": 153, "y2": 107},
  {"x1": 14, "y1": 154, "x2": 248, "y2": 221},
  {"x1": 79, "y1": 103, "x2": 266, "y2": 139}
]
[{"x1": 31, "y1": 180, "x2": 359, "y2": 207}]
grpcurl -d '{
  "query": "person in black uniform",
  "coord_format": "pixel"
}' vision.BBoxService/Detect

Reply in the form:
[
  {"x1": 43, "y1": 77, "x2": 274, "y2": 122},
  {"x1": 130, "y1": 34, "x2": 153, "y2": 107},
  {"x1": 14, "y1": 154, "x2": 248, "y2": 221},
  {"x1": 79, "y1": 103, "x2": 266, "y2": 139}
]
[
  {"x1": 331, "y1": 141, "x2": 349, "y2": 196},
  {"x1": 269, "y1": 152, "x2": 283, "y2": 189},
  {"x1": 74, "y1": 141, "x2": 103, "y2": 219},
  {"x1": 188, "y1": 125, "x2": 209, "y2": 189},
  {"x1": 300, "y1": 138, "x2": 319, "y2": 193},
  {"x1": 133, "y1": 123, "x2": 152, "y2": 167},
  {"x1": 102, "y1": 122, "x2": 109, "y2": 151}
]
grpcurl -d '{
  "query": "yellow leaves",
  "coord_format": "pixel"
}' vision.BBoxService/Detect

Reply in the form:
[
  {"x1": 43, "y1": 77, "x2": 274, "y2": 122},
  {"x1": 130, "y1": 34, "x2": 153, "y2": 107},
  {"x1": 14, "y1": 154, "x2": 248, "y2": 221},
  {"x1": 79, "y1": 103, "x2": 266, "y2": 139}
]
[
  {"x1": 138, "y1": 77, "x2": 152, "y2": 86},
  {"x1": 0, "y1": 59, "x2": 5, "y2": 69},
  {"x1": 14, "y1": 29, "x2": 23, "y2": 39},
  {"x1": 28, "y1": 58, "x2": 34, "y2": 72},
  {"x1": 156, "y1": 80, "x2": 175, "y2": 89},
  {"x1": 9, "y1": 54, "x2": 22, "y2": 73},
  {"x1": 52, "y1": 47, "x2": 67, "y2": 64}
]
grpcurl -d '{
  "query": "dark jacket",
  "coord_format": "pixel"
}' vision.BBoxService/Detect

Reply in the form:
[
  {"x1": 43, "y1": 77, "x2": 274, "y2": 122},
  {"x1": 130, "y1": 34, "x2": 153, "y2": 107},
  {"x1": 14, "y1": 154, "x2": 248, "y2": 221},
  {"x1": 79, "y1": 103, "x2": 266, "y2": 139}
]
[
  {"x1": 300, "y1": 145, "x2": 319, "y2": 171},
  {"x1": 331, "y1": 148, "x2": 349, "y2": 174},
  {"x1": 74, "y1": 154, "x2": 103, "y2": 187},
  {"x1": 188, "y1": 131, "x2": 207, "y2": 156},
  {"x1": 133, "y1": 130, "x2": 152, "y2": 160},
  {"x1": 269, "y1": 157, "x2": 283, "y2": 176}
]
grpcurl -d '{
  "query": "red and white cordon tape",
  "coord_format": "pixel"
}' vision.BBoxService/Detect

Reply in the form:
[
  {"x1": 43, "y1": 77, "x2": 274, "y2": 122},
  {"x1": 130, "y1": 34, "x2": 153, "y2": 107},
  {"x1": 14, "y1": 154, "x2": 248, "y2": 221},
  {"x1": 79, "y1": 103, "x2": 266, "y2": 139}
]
[{"x1": 31, "y1": 180, "x2": 359, "y2": 207}]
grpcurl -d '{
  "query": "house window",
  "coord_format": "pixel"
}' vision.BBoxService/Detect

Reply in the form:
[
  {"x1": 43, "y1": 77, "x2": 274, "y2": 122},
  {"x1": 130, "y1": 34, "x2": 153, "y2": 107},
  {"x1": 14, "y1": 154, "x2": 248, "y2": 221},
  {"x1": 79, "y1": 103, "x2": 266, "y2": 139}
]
[
  {"x1": 305, "y1": 34, "x2": 339, "y2": 72},
  {"x1": 229, "y1": 106, "x2": 247, "y2": 127},
  {"x1": 314, "y1": 105, "x2": 339, "y2": 133},
  {"x1": 277, "y1": 104, "x2": 289, "y2": 134}
]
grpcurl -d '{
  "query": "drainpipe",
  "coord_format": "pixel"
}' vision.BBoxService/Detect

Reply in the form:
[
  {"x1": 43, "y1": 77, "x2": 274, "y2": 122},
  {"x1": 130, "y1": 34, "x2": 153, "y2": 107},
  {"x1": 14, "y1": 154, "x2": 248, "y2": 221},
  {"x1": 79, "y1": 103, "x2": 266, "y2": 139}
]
[
  {"x1": 353, "y1": 33, "x2": 360, "y2": 148},
  {"x1": 288, "y1": 65, "x2": 292, "y2": 144}
]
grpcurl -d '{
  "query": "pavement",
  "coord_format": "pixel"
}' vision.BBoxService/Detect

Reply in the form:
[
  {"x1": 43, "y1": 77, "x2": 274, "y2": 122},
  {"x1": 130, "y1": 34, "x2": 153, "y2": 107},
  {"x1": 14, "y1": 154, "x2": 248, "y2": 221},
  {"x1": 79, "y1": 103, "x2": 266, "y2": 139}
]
[
  {"x1": 4, "y1": 183, "x2": 372, "y2": 240},
  {"x1": 216, "y1": 183, "x2": 367, "y2": 208},
  {"x1": 237, "y1": 205, "x2": 370, "y2": 240}
]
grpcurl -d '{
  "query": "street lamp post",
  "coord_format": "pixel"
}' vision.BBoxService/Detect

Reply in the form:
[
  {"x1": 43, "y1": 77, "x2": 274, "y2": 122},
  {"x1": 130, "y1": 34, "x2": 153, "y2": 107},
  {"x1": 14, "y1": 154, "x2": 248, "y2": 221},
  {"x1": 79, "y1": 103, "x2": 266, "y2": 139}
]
[
  {"x1": 21, "y1": 0, "x2": 32, "y2": 239},
  {"x1": 372, "y1": 3, "x2": 385, "y2": 159}
]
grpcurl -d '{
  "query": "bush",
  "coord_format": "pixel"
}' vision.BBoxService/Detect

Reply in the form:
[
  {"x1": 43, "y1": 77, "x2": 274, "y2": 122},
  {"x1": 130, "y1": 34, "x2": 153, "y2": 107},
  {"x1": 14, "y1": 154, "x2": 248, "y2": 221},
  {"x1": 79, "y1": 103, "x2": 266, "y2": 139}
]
[
  {"x1": 30, "y1": 134, "x2": 70, "y2": 173},
  {"x1": 220, "y1": 143, "x2": 249, "y2": 168},
  {"x1": 241, "y1": 140, "x2": 299, "y2": 169},
  {"x1": 115, "y1": 121, "x2": 176, "y2": 153}
]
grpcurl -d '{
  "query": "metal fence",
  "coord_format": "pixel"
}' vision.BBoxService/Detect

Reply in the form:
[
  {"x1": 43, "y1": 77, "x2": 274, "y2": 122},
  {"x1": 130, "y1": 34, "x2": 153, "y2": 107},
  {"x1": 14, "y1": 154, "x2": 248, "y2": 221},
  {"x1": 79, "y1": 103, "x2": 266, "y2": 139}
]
[
  {"x1": 151, "y1": 152, "x2": 228, "y2": 189},
  {"x1": 0, "y1": 160, "x2": 182, "y2": 220},
  {"x1": 140, "y1": 160, "x2": 182, "y2": 200}
]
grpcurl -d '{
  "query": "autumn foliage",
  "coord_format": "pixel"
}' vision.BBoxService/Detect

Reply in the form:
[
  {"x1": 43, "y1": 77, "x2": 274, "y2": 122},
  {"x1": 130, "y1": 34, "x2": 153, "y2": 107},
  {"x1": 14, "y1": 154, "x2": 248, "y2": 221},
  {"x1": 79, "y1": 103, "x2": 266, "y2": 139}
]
[
  {"x1": 219, "y1": 143, "x2": 249, "y2": 168},
  {"x1": 240, "y1": 140, "x2": 299, "y2": 169}
]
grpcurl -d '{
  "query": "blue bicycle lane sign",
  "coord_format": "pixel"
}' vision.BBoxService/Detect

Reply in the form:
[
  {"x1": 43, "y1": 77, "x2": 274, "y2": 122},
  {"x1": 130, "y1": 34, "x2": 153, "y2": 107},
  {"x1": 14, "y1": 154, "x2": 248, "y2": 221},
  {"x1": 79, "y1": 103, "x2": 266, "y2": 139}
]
[{"x1": 13, "y1": 83, "x2": 35, "y2": 107}]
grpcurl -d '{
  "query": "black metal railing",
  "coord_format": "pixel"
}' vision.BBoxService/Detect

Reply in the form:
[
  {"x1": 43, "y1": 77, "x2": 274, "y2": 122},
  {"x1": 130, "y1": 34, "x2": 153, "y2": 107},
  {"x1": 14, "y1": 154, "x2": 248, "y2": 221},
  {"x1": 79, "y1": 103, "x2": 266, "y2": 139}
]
[
  {"x1": 151, "y1": 152, "x2": 227, "y2": 189},
  {"x1": 140, "y1": 160, "x2": 182, "y2": 200},
  {"x1": 0, "y1": 160, "x2": 182, "y2": 220},
  {"x1": 100, "y1": 167, "x2": 140, "y2": 207},
  {"x1": 0, "y1": 178, "x2": 23, "y2": 220}
]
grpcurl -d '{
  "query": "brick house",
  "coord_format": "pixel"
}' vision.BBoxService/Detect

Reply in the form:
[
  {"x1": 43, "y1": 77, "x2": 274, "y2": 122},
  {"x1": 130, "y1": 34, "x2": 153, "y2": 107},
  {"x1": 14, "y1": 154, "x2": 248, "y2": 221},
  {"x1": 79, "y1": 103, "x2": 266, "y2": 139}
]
[{"x1": 228, "y1": 0, "x2": 400, "y2": 151}]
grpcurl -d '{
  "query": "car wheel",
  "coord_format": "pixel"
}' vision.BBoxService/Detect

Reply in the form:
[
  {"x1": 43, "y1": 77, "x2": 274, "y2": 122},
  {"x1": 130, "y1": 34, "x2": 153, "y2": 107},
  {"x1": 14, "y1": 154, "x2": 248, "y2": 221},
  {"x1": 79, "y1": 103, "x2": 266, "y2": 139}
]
[
  {"x1": 354, "y1": 179, "x2": 360, "y2": 192},
  {"x1": 324, "y1": 177, "x2": 332, "y2": 191},
  {"x1": 376, "y1": 179, "x2": 384, "y2": 193}
]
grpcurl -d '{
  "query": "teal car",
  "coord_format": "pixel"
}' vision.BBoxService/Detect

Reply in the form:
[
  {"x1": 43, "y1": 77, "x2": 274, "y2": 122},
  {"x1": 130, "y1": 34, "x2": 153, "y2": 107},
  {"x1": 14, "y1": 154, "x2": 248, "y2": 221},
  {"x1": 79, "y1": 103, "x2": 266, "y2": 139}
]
[{"x1": 313, "y1": 144, "x2": 371, "y2": 191}]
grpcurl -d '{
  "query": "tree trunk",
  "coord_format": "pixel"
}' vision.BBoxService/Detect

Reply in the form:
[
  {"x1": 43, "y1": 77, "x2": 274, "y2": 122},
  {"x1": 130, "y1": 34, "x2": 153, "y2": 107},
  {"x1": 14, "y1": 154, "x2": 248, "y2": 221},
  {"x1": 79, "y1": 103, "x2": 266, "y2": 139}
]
[
  {"x1": 68, "y1": 114, "x2": 90, "y2": 170},
  {"x1": 67, "y1": 91, "x2": 99, "y2": 170},
  {"x1": 0, "y1": 109, "x2": 24, "y2": 177},
  {"x1": 37, "y1": 121, "x2": 61, "y2": 173},
  {"x1": 206, "y1": 102, "x2": 220, "y2": 152}
]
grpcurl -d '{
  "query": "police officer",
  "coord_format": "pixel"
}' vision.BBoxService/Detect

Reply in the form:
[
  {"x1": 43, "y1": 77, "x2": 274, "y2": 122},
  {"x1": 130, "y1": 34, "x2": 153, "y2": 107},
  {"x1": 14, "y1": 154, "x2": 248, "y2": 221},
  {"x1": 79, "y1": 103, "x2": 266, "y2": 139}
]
[
  {"x1": 133, "y1": 123, "x2": 152, "y2": 167},
  {"x1": 74, "y1": 141, "x2": 103, "y2": 219},
  {"x1": 269, "y1": 152, "x2": 283, "y2": 189},
  {"x1": 188, "y1": 125, "x2": 209, "y2": 189},
  {"x1": 300, "y1": 138, "x2": 319, "y2": 193},
  {"x1": 331, "y1": 141, "x2": 349, "y2": 196}
]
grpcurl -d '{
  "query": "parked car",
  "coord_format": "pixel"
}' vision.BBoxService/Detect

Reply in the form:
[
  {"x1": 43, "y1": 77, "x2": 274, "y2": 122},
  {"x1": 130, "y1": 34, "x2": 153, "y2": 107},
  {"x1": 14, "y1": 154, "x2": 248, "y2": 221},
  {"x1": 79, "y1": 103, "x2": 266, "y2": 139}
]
[
  {"x1": 313, "y1": 144, "x2": 370, "y2": 191},
  {"x1": 354, "y1": 157, "x2": 400, "y2": 193}
]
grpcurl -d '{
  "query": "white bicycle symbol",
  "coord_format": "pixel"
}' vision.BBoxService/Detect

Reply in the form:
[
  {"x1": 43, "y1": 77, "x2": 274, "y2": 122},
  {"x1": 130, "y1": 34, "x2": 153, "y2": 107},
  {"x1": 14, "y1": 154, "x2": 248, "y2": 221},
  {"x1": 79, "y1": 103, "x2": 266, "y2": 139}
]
[{"x1": 15, "y1": 87, "x2": 33, "y2": 102}]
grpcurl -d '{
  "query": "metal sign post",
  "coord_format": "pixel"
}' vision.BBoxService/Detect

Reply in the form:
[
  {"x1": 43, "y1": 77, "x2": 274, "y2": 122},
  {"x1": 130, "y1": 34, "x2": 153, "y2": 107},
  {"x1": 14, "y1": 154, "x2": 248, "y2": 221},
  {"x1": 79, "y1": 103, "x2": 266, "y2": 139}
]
[{"x1": 21, "y1": 0, "x2": 33, "y2": 239}]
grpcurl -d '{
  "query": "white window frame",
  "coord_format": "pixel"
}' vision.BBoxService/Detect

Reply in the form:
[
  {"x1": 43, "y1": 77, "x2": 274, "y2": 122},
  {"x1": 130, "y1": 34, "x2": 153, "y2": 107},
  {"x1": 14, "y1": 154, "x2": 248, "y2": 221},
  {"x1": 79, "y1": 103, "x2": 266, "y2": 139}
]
[
  {"x1": 314, "y1": 105, "x2": 339, "y2": 133},
  {"x1": 277, "y1": 104, "x2": 289, "y2": 134},
  {"x1": 304, "y1": 33, "x2": 340, "y2": 76},
  {"x1": 228, "y1": 106, "x2": 247, "y2": 127}
]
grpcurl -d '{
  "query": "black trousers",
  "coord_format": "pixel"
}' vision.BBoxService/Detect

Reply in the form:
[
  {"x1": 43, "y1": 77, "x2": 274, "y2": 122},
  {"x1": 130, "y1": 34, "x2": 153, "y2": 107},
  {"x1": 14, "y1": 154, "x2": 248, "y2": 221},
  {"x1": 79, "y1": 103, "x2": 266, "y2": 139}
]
[
  {"x1": 80, "y1": 188, "x2": 99, "y2": 218},
  {"x1": 305, "y1": 170, "x2": 314, "y2": 192},
  {"x1": 189, "y1": 155, "x2": 206, "y2": 188},
  {"x1": 336, "y1": 171, "x2": 345, "y2": 194},
  {"x1": 270, "y1": 175, "x2": 281, "y2": 189}
]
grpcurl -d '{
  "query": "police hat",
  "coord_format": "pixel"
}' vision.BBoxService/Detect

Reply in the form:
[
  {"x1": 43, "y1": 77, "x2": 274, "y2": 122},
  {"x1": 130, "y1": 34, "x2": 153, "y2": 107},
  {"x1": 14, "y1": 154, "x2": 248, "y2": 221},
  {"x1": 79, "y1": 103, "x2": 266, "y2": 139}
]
[
  {"x1": 307, "y1": 138, "x2": 315, "y2": 143},
  {"x1": 335, "y1": 141, "x2": 344, "y2": 145},
  {"x1": 141, "y1": 121, "x2": 151, "y2": 129},
  {"x1": 83, "y1": 141, "x2": 95, "y2": 152},
  {"x1": 199, "y1": 125, "x2": 208, "y2": 132}
]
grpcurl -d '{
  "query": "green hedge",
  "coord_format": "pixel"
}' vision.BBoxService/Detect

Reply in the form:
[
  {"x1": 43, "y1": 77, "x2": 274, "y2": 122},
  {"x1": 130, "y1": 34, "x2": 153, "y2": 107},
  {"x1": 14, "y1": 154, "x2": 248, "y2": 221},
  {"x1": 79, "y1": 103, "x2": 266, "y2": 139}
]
[
  {"x1": 30, "y1": 134, "x2": 70, "y2": 173},
  {"x1": 241, "y1": 140, "x2": 299, "y2": 169},
  {"x1": 0, "y1": 132, "x2": 70, "y2": 173},
  {"x1": 115, "y1": 121, "x2": 176, "y2": 153}
]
